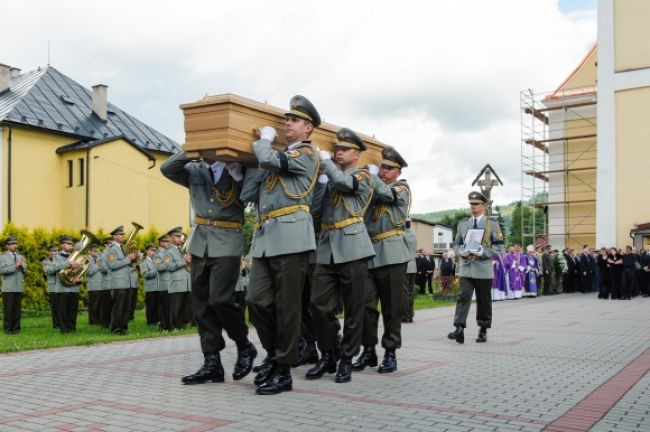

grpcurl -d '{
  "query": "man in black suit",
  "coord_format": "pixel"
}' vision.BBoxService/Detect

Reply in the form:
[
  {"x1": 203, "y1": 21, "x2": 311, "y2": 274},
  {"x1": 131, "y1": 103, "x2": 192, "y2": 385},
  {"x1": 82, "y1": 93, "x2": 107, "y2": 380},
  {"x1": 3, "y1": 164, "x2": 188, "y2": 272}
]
[
  {"x1": 424, "y1": 251, "x2": 435, "y2": 294},
  {"x1": 415, "y1": 250, "x2": 428, "y2": 295}
]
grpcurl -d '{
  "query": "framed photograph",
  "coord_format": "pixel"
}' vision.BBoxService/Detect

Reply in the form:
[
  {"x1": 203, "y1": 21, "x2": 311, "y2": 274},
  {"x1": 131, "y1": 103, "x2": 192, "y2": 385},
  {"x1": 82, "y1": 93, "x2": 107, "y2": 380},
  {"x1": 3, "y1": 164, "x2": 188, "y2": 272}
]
[{"x1": 463, "y1": 228, "x2": 485, "y2": 251}]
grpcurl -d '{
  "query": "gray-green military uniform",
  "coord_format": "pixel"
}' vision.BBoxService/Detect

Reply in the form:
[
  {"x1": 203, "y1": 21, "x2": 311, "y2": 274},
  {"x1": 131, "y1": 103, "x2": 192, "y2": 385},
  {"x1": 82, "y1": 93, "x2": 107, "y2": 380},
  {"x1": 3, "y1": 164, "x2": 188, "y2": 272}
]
[
  {"x1": 166, "y1": 244, "x2": 192, "y2": 330},
  {"x1": 154, "y1": 246, "x2": 171, "y2": 330},
  {"x1": 402, "y1": 225, "x2": 418, "y2": 322},
  {"x1": 310, "y1": 153, "x2": 375, "y2": 360},
  {"x1": 241, "y1": 136, "x2": 319, "y2": 367},
  {"x1": 42, "y1": 254, "x2": 59, "y2": 328},
  {"x1": 106, "y1": 240, "x2": 136, "y2": 334},
  {"x1": 86, "y1": 254, "x2": 102, "y2": 325},
  {"x1": 98, "y1": 246, "x2": 113, "y2": 329},
  {"x1": 140, "y1": 254, "x2": 161, "y2": 325},
  {"x1": 0, "y1": 245, "x2": 27, "y2": 333},
  {"x1": 452, "y1": 198, "x2": 504, "y2": 330},
  {"x1": 361, "y1": 175, "x2": 412, "y2": 352},
  {"x1": 52, "y1": 249, "x2": 80, "y2": 333},
  {"x1": 161, "y1": 151, "x2": 250, "y2": 354}
]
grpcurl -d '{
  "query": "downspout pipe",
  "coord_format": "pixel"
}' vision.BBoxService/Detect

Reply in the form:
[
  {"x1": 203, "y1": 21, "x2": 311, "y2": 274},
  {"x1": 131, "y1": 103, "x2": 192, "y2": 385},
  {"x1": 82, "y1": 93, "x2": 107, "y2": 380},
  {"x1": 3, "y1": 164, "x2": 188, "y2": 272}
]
[
  {"x1": 7, "y1": 124, "x2": 12, "y2": 222},
  {"x1": 85, "y1": 147, "x2": 90, "y2": 227}
]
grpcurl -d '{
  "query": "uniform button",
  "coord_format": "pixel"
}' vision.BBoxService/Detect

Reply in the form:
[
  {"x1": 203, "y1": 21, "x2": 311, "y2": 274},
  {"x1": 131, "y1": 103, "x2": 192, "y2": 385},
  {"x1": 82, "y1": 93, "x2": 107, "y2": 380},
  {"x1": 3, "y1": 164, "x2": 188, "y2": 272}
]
[
  {"x1": 210, "y1": 199, "x2": 214, "y2": 202},
  {"x1": 208, "y1": 209, "x2": 212, "y2": 213}
]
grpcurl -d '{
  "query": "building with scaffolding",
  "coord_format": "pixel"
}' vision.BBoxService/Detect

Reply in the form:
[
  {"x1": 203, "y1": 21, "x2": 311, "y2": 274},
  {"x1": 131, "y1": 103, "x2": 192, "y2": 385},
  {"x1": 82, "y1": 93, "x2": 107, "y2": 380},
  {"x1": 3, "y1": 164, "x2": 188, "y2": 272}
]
[
  {"x1": 521, "y1": 0, "x2": 650, "y2": 250},
  {"x1": 521, "y1": 47, "x2": 597, "y2": 250}
]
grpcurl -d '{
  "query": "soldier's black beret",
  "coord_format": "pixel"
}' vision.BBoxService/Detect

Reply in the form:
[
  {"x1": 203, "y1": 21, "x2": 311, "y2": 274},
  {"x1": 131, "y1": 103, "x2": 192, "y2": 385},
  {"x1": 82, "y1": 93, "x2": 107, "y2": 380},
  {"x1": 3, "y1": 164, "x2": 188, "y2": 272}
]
[
  {"x1": 110, "y1": 225, "x2": 125, "y2": 235},
  {"x1": 285, "y1": 95, "x2": 321, "y2": 128},
  {"x1": 334, "y1": 128, "x2": 366, "y2": 151},
  {"x1": 380, "y1": 146, "x2": 408, "y2": 168},
  {"x1": 468, "y1": 191, "x2": 488, "y2": 204}
]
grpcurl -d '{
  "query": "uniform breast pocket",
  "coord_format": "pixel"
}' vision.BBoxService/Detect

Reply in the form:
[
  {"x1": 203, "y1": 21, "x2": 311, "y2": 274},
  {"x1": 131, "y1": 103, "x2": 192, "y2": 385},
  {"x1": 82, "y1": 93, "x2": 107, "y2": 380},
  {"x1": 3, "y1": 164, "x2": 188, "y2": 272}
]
[{"x1": 342, "y1": 224, "x2": 364, "y2": 236}]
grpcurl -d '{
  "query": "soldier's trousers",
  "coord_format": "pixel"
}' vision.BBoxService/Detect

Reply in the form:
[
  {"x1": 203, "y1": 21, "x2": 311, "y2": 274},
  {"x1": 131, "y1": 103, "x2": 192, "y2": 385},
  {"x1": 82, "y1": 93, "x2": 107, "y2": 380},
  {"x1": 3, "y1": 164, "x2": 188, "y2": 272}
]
[
  {"x1": 361, "y1": 263, "x2": 407, "y2": 351},
  {"x1": 88, "y1": 291, "x2": 101, "y2": 324},
  {"x1": 111, "y1": 288, "x2": 130, "y2": 332},
  {"x1": 145, "y1": 291, "x2": 162, "y2": 325},
  {"x1": 402, "y1": 273, "x2": 415, "y2": 321},
  {"x1": 129, "y1": 287, "x2": 138, "y2": 320},
  {"x1": 57, "y1": 292, "x2": 79, "y2": 333},
  {"x1": 158, "y1": 291, "x2": 171, "y2": 330},
  {"x1": 2, "y1": 292, "x2": 22, "y2": 333},
  {"x1": 248, "y1": 252, "x2": 309, "y2": 366},
  {"x1": 191, "y1": 255, "x2": 248, "y2": 354},
  {"x1": 49, "y1": 292, "x2": 58, "y2": 329},
  {"x1": 311, "y1": 259, "x2": 368, "y2": 359},
  {"x1": 99, "y1": 290, "x2": 112, "y2": 328},
  {"x1": 169, "y1": 292, "x2": 192, "y2": 330},
  {"x1": 301, "y1": 264, "x2": 317, "y2": 343},
  {"x1": 453, "y1": 277, "x2": 492, "y2": 329}
]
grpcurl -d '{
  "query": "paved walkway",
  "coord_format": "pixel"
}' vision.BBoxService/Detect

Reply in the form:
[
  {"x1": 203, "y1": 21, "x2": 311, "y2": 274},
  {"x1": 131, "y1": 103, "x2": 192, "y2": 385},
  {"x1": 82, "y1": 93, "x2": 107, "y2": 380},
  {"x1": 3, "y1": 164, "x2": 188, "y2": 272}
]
[{"x1": 1, "y1": 293, "x2": 649, "y2": 432}]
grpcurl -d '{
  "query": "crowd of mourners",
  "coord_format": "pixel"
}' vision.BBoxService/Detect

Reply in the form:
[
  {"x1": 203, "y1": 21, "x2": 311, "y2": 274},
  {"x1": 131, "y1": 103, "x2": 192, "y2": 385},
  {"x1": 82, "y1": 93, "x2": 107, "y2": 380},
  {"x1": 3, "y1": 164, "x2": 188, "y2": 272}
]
[{"x1": 490, "y1": 244, "x2": 650, "y2": 300}]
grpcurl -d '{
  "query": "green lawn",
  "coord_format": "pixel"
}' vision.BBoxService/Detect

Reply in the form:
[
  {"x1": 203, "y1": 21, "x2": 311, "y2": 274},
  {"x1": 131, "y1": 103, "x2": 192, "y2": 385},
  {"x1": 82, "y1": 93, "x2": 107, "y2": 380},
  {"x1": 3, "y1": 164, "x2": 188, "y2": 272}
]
[{"x1": 1, "y1": 295, "x2": 453, "y2": 354}]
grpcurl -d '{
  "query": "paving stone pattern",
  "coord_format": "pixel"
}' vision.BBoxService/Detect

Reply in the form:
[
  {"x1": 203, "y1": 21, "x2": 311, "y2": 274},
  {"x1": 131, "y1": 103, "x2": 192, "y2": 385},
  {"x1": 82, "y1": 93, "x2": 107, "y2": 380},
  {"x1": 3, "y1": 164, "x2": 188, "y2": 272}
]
[{"x1": 0, "y1": 293, "x2": 648, "y2": 431}]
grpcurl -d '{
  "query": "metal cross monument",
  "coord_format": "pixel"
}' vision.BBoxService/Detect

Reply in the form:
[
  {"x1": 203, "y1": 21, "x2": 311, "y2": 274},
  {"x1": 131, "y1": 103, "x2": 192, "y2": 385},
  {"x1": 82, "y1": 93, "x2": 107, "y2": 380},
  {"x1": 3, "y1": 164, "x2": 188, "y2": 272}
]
[{"x1": 471, "y1": 164, "x2": 503, "y2": 219}]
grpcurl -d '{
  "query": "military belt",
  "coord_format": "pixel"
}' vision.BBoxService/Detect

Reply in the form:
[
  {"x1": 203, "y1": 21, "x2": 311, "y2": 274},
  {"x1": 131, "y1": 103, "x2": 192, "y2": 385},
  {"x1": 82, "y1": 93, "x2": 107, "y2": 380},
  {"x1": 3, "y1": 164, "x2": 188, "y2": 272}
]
[
  {"x1": 255, "y1": 204, "x2": 310, "y2": 229},
  {"x1": 370, "y1": 228, "x2": 404, "y2": 242},
  {"x1": 321, "y1": 216, "x2": 364, "y2": 231},
  {"x1": 259, "y1": 204, "x2": 310, "y2": 222},
  {"x1": 194, "y1": 216, "x2": 243, "y2": 229}
]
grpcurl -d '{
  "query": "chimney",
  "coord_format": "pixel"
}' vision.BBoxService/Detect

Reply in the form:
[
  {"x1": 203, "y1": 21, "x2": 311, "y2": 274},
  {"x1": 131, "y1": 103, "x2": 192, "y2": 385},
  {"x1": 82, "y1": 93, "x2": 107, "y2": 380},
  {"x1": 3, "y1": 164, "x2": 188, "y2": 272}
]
[
  {"x1": 10, "y1": 67, "x2": 21, "y2": 78},
  {"x1": 92, "y1": 84, "x2": 108, "y2": 121},
  {"x1": 0, "y1": 63, "x2": 11, "y2": 94}
]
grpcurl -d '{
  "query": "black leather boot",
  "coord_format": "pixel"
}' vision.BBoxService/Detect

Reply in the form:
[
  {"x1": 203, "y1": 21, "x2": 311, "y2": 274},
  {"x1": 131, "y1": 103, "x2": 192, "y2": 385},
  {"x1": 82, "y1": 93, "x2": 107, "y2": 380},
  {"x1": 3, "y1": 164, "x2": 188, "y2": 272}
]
[
  {"x1": 256, "y1": 365, "x2": 292, "y2": 395},
  {"x1": 254, "y1": 356, "x2": 276, "y2": 386},
  {"x1": 305, "y1": 351, "x2": 337, "y2": 380},
  {"x1": 293, "y1": 338, "x2": 319, "y2": 367},
  {"x1": 476, "y1": 327, "x2": 487, "y2": 343},
  {"x1": 181, "y1": 352, "x2": 225, "y2": 384},
  {"x1": 252, "y1": 351, "x2": 272, "y2": 373},
  {"x1": 378, "y1": 349, "x2": 397, "y2": 373},
  {"x1": 351, "y1": 345, "x2": 378, "y2": 371},
  {"x1": 335, "y1": 357, "x2": 352, "y2": 383},
  {"x1": 232, "y1": 342, "x2": 257, "y2": 381},
  {"x1": 447, "y1": 325, "x2": 464, "y2": 344}
]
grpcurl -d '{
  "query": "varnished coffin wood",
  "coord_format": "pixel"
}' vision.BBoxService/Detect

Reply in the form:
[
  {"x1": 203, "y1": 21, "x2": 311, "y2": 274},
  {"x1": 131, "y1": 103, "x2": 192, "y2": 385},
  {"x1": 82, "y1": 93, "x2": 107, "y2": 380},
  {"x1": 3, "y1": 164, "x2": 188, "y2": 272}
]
[{"x1": 180, "y1": 94, "x2": 386, "y2": 166}]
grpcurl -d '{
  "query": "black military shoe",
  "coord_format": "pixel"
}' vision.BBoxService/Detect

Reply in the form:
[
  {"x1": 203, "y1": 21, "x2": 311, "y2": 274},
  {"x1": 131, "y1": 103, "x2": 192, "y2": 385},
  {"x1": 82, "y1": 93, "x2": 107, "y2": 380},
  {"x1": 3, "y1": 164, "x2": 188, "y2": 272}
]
[
  {"x1": 447, "y1": 325, "x2": 464, "y2": 344},
  {"x1": 232, "y1": 342, "x2": 257, "y2": 381},
  {"x1": 256, "y1": 365, "x2": 292, "y2": 395},
  {"x1": 293, "y1": 338, "x2": 319, "y2": 367},
  {"x1": 378, "y1": 350, "x2": 397, "y2": 374},
  {"x1": 305, "y1": 352, "x2": 337, "y2": 380},
  {"x1": 253, "y1": 350, "x2": 273, "y2": 373},
  {"x1": 181, "y1": 353, "x2": 225, "y2": 384},
  {"x1": 351, "y1": 345, "x2": 378, "y2": 371},
  {"x1": 476, "y1": 327, "x2": 487, "y2": 343},
  {"x1": 335, "y1": 357, "x2": 352, "y2": 383},
  {"x1": 254, "y1": 358, "x2": 276, "y2": 386}
]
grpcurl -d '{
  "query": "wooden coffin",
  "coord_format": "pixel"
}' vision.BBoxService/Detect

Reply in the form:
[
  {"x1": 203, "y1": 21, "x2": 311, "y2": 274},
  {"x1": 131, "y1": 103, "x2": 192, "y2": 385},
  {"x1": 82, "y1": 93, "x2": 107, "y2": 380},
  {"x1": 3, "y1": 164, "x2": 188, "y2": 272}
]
[{"x1": 180, "y1": 93, "x2": 386, "y2": 166}]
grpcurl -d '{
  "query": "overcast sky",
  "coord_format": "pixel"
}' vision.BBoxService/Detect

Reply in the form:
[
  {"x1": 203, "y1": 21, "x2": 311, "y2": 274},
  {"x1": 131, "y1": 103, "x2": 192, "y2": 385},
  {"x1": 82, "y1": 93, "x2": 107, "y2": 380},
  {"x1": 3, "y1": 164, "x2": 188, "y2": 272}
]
[{"x1": 0, "y1": 0, "x2": 597, "y2": 213}]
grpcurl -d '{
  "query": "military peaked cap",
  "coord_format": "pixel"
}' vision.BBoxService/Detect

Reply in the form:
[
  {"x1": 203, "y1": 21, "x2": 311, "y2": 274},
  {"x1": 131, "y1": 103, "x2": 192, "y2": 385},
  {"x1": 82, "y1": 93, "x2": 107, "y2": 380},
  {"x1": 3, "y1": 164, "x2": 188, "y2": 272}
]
[
  {"x1": 60, "y1": 235, "x2": 74, "y2": 244},
  {"x1": 102, "y1": 237, "x2": 113, "y2": 245},
  {"x1": 285, "y1": 95, "x2": 321, "y2": 127},
  {"x1": 167, "y1": 226, "x2": 184, "y2": 237},
  {"x1": 146, "y1": 243, "x2": 157, "y2": 250},
  {"x1": 158, "y1": 234, "x2": 171, "y2": 242},
  {"x1": 468, "y1": 191, "x2": 488, "y2": 204},
  {"x1": 48, "y1": 243, "x2": 59, "y2": 251},
  {"x1": 4, "y1": 235, "x2": 17, "y2": 246},
  {"x1": 380, "y1": 146, "x2": 408, "y2": 168},
  {"x1": 335, "y1": 128, "x2": 366, "y2": 151},
  {"x1": 110, "y1": 225, "x2": 125, "y2": 235}
]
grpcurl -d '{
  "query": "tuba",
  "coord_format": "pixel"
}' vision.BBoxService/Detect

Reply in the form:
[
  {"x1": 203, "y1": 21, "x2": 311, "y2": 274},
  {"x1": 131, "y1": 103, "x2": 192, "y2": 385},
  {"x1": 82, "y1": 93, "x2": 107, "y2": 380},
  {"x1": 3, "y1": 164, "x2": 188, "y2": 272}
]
[
  {"x1": 123, "y1": 222, "x2": 144, "y2": 267},
  {"x1": 59, "y1": 230, "x2": 100, "y2": 287}
]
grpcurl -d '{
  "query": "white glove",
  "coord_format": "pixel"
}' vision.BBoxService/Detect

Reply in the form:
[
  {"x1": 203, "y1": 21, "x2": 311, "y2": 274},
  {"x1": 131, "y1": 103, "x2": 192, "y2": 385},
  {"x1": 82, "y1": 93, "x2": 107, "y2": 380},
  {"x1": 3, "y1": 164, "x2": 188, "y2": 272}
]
[
  {"x1": 225, "y1": 162, "x2": 243, "y2": 182},
  {"x1": 259, "y1": 126, "x2": 276, "y2": 142},
  {"x1": 318, "y1": 174, "x2": 329, "y2": 184},
  {"x1": 319, "y1": 150, "x2": 331, "y2": 160},
  {"x1": 471, "y1": 245, "x2": 484, "y2": 256},
  {"x1": 368, "y1": 164, "x2": 379, "y2": 176},
  {"x1": 459, "y1": 247, "x2": 470, "y2": 257}
]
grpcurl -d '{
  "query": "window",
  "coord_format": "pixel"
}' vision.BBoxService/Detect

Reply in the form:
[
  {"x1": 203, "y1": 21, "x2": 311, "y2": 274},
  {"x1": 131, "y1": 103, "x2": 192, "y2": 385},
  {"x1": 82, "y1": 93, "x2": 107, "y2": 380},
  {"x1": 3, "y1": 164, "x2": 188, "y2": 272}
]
[
  {"x1": 78, "y1": 158, "x2": 85, "y2": 186},
  {"x1": 67, "y1": 160, "x2": 73, "y2": 187}
]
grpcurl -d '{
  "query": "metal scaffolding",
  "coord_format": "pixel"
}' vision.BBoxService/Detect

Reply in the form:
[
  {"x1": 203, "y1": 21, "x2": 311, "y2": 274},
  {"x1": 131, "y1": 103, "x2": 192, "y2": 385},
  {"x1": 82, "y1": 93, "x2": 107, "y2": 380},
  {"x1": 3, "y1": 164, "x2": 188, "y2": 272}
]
[{"x1": 520, "y1": 86, "x2": 597, "y2": 249}]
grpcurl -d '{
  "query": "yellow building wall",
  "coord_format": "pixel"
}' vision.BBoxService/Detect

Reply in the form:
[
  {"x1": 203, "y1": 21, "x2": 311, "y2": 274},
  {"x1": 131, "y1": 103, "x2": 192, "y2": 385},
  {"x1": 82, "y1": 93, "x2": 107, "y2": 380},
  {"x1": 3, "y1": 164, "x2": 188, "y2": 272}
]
[
  {"x1": 61, "y1": 150, "x2": 88, "y2": 229},
  {"x1": 615, "y1": 86, "x2": 650, "y2": 247},
  {"x1": 148, "y1": 152, "x2": 189, "y2": 232},
  {"x1": 411, "y1": 221, "x2": 433, "y2": 252},
  {"x1": 614, "y1": 0, "x2": 650, "y2": 72},
  {"x1": 2, "y1": 127, "x2": 77, "y2": 228},
  {"x1": 561, "y1": 47, "x2": 598, "y2": 90}
]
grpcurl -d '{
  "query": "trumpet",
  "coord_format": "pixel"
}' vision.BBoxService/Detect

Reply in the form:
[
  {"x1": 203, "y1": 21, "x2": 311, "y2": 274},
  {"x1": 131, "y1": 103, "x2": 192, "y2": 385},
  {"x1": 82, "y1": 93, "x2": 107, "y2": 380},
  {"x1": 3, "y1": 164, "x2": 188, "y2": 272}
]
[
  {"x1": 123, "y1": 222, "x2": 144, "y2": 267},
  {"x1": 59, "y1": 230, "x2": 100, "y2": 287}
]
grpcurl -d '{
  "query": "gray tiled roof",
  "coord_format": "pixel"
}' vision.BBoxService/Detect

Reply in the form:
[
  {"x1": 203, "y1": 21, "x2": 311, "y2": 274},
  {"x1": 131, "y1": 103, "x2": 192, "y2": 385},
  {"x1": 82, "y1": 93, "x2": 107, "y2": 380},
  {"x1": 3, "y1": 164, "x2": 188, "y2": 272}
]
[{"x1": 0, "y1": 66, "x2": 179, "y2": 154}]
